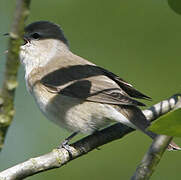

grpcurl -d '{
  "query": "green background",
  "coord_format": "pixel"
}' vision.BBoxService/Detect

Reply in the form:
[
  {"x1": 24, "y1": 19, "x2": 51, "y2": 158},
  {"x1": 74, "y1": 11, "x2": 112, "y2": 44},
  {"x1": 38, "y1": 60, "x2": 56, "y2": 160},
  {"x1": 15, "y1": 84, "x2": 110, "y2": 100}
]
[{"x1": 0, "y1": 0, "x2": 181, "y2": 179}]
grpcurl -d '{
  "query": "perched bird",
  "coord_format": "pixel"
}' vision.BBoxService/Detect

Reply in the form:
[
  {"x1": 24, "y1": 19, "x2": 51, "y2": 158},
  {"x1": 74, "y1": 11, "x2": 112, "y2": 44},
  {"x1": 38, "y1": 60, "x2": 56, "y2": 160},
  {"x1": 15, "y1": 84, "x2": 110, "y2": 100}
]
[{"x1": 19, "y1": 21, "x2": 178, "y2": 150}]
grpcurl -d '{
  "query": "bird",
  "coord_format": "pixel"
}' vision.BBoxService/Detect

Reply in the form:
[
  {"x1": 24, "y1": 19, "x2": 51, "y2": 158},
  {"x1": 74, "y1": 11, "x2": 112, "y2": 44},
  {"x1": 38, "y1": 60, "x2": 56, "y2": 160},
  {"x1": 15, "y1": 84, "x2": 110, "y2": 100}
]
[{"x1": 19, "y1": 21, "x2": 179, "y2": 150}]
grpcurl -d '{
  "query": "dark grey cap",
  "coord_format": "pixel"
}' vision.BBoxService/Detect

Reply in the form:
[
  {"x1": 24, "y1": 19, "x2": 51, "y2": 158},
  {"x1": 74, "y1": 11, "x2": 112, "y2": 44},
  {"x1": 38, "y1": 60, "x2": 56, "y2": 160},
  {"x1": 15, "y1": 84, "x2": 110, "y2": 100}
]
[{"x1": 24, "y1": 21, "x2": 69, "y2": 46}]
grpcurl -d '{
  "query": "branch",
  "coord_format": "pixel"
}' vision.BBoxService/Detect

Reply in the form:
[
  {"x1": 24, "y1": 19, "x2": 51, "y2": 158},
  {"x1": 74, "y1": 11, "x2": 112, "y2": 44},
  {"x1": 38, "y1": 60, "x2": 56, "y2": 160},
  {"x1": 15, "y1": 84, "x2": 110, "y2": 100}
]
[
  {"x1": 0, "y1": 0, "x2": 31, "y2": 150},
  {"x1": 0, "y1": 94, "x2": 180, "y2": 180},
  {"x1": 131, "y1": 135, "x2": 173, "y2": 180},
  {"x1": 131, "y1": 94, "x2": 181, "y2": 180}
]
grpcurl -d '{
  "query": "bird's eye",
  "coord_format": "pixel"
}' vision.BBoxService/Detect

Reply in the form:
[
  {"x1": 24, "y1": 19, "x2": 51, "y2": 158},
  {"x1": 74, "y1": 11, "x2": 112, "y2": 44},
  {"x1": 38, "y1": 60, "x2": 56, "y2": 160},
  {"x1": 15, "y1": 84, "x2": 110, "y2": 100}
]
[{"x1": 31, "y1": 33, "x2": 41, "y2": 39}]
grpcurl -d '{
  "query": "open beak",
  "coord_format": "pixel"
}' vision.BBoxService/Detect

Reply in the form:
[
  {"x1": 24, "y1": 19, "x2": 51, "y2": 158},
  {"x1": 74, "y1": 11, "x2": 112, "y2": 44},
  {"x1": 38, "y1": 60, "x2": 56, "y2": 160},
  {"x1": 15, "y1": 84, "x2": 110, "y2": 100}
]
[{"x1": 23, "y1": 37, "x2": 29, "y2": 45}]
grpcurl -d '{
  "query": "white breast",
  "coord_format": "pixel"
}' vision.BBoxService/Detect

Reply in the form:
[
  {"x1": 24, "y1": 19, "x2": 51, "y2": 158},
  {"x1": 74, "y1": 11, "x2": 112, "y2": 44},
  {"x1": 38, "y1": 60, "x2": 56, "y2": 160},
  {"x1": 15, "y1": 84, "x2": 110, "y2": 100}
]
[{"x1": 31, "y1": 83, "x2": 136, "y2": 134}]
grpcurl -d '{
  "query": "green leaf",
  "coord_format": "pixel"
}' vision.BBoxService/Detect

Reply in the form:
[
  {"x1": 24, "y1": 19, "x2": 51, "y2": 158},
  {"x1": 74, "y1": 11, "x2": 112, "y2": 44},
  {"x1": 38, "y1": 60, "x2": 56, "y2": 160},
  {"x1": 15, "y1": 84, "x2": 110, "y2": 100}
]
[{"x1": 148, "y1": 108, "x2": 181, "y2": 137}]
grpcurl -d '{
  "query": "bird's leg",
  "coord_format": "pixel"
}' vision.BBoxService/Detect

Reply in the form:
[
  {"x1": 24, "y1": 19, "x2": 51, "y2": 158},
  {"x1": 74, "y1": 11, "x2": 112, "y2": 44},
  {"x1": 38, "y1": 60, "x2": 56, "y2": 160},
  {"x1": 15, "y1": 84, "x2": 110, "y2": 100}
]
[{"x1": 58, "y1": 131, "x2": 79, "y2": 151}]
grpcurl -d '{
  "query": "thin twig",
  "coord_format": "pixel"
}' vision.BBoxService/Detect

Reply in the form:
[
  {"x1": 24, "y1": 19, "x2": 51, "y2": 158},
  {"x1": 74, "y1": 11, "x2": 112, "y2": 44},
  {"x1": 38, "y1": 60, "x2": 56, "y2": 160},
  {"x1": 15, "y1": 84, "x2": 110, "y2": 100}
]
[
  {"x1": 131, "y1": 135, "x2": 173, "y2": 180},
  {"x1": 0, "y1": 94, "x2": 180, "y2": 180},
  {"x1": 0, "y1": 0, "x2": 31, "y2": 150}
]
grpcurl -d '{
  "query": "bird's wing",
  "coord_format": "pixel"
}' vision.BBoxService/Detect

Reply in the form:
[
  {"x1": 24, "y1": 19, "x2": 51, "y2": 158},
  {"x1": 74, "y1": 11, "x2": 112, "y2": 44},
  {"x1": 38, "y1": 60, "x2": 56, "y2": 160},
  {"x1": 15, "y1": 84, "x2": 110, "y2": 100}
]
[
  {"x1": 40, "y1": 64, "x2": 150, "y2": 106},
  {"x1": 96, "y1": 67, "x2": 151, "y2": 100}
]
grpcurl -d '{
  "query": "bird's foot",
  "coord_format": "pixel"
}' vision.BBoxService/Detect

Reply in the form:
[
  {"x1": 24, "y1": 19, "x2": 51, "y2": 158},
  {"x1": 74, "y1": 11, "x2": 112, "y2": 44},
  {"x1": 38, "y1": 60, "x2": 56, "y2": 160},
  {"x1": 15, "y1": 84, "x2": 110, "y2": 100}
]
[
  {"x1": 58, "y1": 139, "x2": 73, "y2": 153},
  {"x1": 57, "y1": 132, "x2": 79, "y2": 153}
]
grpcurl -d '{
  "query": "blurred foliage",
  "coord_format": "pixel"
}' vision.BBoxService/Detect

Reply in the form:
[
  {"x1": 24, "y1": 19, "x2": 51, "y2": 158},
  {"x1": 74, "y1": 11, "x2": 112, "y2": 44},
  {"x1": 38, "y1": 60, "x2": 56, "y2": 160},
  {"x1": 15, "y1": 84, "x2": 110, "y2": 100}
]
[
  {"x1": 149, "y1": 108, "x2": 181, "y2": 137},
  {"x1": 168, "y1": 0, "x2": 181, "y2": 15},
  {"x1": 0, "y1": 0, "x2": 181, "y2": 179}
]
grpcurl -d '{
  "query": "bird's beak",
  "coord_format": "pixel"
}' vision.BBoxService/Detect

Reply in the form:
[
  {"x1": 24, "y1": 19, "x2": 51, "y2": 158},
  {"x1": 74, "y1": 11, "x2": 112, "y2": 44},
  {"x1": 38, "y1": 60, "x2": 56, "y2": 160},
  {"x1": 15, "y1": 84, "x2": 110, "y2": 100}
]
[{"x1": 23, "y1": 36, "x2": 30, "y2": 45}]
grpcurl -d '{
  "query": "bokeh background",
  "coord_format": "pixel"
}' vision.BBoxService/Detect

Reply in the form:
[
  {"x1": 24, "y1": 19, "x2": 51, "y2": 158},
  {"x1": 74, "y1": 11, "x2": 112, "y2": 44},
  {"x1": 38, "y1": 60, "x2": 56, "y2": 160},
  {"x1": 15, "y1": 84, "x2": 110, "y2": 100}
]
[{"x1": 0, "y1": 0, "x2": 181, "y2": 179}]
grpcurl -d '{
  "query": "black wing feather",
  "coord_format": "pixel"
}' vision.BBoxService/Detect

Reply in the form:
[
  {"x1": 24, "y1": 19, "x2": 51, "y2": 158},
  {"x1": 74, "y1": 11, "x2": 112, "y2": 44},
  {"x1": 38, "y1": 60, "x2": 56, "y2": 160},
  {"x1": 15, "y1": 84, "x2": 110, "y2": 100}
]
[
  {"x1": 41, "y1": 64, "x2": 150, "y2": 107},
  {"x1": 98, "y1": 67, "x2": 151, "y2": 100}
]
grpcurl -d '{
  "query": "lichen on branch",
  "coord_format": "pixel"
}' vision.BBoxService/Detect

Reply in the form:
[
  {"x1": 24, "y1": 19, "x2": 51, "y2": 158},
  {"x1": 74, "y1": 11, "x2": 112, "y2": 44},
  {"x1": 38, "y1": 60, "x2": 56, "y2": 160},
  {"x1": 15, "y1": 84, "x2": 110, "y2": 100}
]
[{"x1": 0, "y1": 0, "x2": 31, "y2": 150}]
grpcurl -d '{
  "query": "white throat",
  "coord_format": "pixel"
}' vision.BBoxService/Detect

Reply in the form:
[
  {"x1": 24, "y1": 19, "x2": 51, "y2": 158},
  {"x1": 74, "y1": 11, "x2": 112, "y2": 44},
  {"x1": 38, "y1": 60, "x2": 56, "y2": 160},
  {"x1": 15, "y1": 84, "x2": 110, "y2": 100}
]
[{"x1": 19, "y1": 39, "x2": 68, "y2": 80}]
